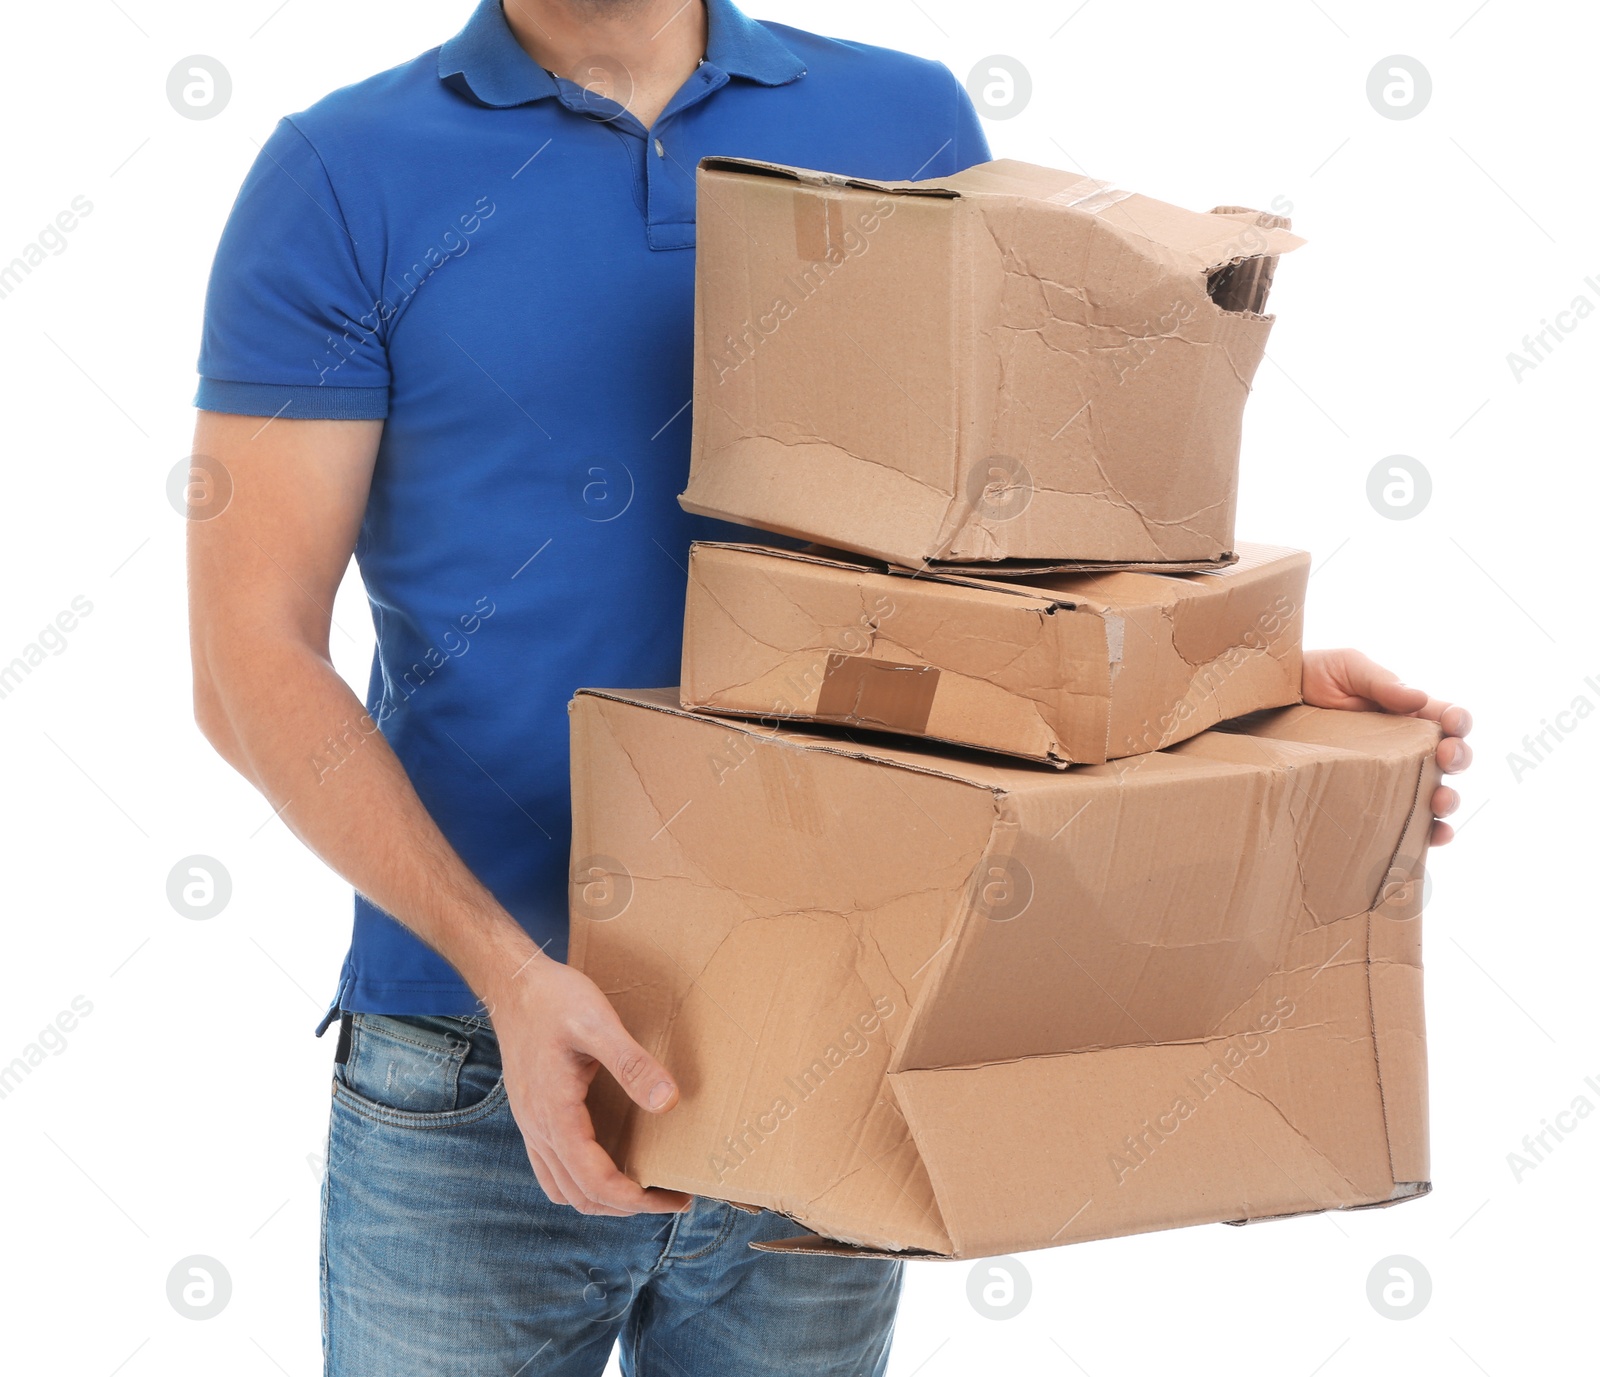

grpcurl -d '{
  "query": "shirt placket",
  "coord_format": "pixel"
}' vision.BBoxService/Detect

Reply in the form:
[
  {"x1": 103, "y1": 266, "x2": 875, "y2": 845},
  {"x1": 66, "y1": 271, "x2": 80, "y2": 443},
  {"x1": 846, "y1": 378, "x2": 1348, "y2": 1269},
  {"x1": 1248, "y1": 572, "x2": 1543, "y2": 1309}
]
[{"x1": 549, "y1": 61, "x2": 730, "y2": 249}]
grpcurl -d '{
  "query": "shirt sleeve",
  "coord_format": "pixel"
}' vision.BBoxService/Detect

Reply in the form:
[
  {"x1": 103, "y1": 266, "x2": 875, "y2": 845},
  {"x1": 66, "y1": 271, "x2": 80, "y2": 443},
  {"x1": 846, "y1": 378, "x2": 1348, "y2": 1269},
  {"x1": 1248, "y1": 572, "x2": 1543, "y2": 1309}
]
[
  {"x1": 942, "y1": 61, "x2": 993, "y2": 173},
  {"x1": 195, "y1": 116, "x2": 390, "y2": 419}
]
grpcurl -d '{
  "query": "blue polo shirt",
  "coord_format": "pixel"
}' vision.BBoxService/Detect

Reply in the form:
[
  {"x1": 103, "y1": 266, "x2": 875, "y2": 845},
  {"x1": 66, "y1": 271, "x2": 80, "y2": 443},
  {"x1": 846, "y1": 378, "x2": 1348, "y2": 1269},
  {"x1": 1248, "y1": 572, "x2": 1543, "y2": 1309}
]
[{"x1": 196, "y1": 0, "x2": 990, "y2": 1031}]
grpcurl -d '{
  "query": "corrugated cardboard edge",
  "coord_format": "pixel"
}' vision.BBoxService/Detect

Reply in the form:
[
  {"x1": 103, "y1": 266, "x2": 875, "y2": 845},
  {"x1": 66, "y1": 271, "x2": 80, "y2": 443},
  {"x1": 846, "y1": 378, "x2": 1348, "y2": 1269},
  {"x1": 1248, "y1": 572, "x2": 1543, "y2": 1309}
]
[
  {"x1": 574, "y1": 687, "x2": 1010, "y2": 796},
  {"x1": 915, "y1": 553, "x2": 1239, "y2": 578},
  {"x1": 751, "y1": 1235, "x2": 949, "y2": 1260},
  {"x1": 1205, "y1": 206, "x2": 1295, "y2": 317},
  {"x1": 707, "y1": 1194, "x2": 952, "y2": 1256},
  {"x1": 754, "y1": 1180, "x2": 1436, "y2": 1258},
  {"x1": 754, "y1": 1184, "x2": 1434, "y2": 1256},
  {"x1": 693, "y1": 160, "x2": 1306, "y2": 265},
  {"x1": 681, "y1": 539, "x2": 1242, "y2": 615},
  {"x1": 698, "y1": 155, "x2": 962, "y2": 200},
  {"x1": 1222, "y1": 1181, "x2": 1432, "y2": 1228},
  {"x1": 1206, "y1": 709, "x2": 1440, "y2": 1216},
  {"x1": 721, "y1": 1195, "x2": 949, "y2": 1251},
  {"x1": 1363, "y1": 746, "x2": 1440, "y2": 1188},
  {"x1": 679, "y1": 702, "x2": 1079, "y2": 770},
  {"x1": 687, "y1": 541, "x2": 1077, "y2": 610}
]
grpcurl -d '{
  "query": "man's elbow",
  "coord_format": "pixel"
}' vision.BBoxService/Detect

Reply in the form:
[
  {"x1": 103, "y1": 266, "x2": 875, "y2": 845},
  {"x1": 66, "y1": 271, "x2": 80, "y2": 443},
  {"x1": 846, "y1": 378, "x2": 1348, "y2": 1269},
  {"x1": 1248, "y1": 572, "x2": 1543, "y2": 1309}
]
[{"x1": 191, "y1": 662, "x2": 234, "y2": 752}]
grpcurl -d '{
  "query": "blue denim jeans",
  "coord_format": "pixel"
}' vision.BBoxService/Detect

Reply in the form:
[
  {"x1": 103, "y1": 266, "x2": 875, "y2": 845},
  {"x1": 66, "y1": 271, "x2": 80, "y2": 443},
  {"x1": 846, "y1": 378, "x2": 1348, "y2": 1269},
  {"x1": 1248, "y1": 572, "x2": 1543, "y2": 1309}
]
[{"x1": 322, "y1": 1012, "x2": 904, "y2": 1375}]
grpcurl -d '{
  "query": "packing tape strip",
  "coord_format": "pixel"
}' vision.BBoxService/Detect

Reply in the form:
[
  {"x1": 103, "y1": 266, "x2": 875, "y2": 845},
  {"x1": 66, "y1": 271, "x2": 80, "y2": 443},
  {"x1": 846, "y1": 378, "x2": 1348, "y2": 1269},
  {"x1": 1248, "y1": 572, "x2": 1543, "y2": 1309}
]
[
  {"x1": 793, "y1": 190, "x2": 847, "y2": 263},
  {"x1": 815, "y1": 654, "x2": 939, "y2": 734},
  {"x1": 1045, "y1": 176, "x2": 1135, "y2": 215}
]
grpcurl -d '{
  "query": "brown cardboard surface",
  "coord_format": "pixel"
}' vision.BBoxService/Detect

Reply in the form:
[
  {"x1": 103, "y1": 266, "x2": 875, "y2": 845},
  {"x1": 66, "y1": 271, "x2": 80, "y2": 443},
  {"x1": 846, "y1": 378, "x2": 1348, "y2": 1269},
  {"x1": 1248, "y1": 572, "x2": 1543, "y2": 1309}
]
[
  {"x1": 568, "y1": 689, "x2": 1439, "y2": 1259},
  {"x1": 680, "y1": 540, "x2": 1308, "y2": 765},
  {"x1": 680, "y1": 157, "x2": 1303, "y2": 568}
]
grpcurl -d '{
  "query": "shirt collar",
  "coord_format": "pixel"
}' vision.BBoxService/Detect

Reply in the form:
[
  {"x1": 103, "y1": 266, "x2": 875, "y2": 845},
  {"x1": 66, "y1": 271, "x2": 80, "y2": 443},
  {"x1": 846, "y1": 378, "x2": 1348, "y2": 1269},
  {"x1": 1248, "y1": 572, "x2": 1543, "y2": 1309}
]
[{"x1": 438, "y1": 0, "x2": 806, "y2": 109}]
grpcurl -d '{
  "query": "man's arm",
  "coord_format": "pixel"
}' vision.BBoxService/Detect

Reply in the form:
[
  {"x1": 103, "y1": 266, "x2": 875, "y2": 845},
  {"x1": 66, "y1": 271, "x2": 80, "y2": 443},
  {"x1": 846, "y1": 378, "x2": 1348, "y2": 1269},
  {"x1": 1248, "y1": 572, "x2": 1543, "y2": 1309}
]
[
  {"x1": 187, "y1": 410, "x2": 688, "y2": 1216},
  {"x1": 1302, "y1": 647, "x2": 1472, "y2": 845}
]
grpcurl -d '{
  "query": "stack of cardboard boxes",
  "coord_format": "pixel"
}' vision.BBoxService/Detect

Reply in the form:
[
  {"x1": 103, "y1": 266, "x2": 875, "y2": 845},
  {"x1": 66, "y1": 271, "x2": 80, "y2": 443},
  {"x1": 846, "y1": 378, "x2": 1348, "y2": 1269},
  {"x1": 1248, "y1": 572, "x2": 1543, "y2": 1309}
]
[{"x1": 568, "y1": 159, "x2": 1441, "y2": 1260}]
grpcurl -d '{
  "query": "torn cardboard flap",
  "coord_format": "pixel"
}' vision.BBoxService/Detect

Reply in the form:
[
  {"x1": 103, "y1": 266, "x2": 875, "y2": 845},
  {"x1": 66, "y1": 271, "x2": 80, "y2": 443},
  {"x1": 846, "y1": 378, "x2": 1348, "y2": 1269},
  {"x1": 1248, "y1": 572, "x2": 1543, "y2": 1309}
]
[
  {"x1": 697, "y1": 155, "x2": 961, "y2": 199},
  {"x1": 568, "y1": 688, "x2": 1440, "y2": 1260},
  {"x1": 681, "y1": 157, "x2": 1304, "y2": 568},
  {"x1": 915, "y1": 553, "x2": 1239, "y2": 577},
  {"x1": 679, "y1": 540, "x2": 1308, "y2": 765}
]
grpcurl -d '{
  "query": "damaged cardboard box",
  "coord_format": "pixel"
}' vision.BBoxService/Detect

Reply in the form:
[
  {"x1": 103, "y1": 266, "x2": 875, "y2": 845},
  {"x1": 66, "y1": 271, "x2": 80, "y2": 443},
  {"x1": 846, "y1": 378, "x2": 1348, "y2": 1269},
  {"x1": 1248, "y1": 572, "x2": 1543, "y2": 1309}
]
[
  {"x1": 568, "y1": 688, "x2": 1439, "y2": 1259},
  {"x1": 679, "y1": 157, "x2": 1304, "y2": 571},
  {"x1": 680, "y1": 540, "x2": 1309, "y2": 766}
]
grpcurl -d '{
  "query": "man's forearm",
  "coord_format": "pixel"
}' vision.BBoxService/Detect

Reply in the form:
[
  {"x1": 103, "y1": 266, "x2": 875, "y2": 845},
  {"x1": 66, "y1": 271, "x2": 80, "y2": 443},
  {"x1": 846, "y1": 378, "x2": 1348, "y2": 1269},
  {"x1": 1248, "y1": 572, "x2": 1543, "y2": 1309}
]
[
  {"x1": 182, "y1": 410, "x2": 682, "y2": 1215},
  {"x1": 195, "y1": 639, "x2": 542, "y2": 1005}
]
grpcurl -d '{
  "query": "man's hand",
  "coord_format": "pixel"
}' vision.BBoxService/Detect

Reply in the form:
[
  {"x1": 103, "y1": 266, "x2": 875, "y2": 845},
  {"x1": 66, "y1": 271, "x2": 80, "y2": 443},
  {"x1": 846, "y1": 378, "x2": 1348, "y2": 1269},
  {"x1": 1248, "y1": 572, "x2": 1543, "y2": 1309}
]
[
  {"x1": 487, "y1": 953, "x2": 691, "y2": 1217},
  {"x1": 1301, "y1": 648, "x2": 1472, "y2": 846}
]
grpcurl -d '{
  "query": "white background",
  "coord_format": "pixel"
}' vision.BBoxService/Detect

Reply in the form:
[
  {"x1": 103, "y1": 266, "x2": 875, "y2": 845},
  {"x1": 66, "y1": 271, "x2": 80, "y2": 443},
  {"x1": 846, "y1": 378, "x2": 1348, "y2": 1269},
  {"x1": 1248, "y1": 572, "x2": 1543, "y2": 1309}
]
[{"x1": 1, "y1": 1, "x2": 1593, "y2": 1373}]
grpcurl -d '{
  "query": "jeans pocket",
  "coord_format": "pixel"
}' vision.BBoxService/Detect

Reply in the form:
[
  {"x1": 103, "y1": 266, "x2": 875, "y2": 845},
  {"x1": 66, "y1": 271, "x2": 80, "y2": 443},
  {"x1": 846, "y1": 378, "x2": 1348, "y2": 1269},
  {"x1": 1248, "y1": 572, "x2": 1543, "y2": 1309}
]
[{"x1": 334, "y1": 1013, "x2": 506, "y2": 1125}]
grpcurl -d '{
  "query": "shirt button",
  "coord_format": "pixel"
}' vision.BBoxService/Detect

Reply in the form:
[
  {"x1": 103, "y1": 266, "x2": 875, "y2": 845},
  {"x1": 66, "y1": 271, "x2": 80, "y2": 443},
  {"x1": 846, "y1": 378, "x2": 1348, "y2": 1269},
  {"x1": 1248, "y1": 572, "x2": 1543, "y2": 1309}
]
[{"x1": 654, "y1": 138, "x2": 665, "y2": 157}]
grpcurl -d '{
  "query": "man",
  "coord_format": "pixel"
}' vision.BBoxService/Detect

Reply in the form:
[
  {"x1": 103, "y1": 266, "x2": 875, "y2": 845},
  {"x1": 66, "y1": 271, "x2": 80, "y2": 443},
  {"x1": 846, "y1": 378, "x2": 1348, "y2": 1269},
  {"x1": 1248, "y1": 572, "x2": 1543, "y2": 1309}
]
[{"x1": 187, "y1": 1, "x2": 1472, "y2": 1373}]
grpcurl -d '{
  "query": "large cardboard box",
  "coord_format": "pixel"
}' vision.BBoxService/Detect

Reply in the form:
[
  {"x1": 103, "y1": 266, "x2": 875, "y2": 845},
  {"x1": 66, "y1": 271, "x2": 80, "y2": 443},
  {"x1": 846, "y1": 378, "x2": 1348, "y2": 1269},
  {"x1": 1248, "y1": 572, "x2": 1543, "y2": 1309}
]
[
  {"x1": 569, "y1": 689, "x2": 1439, "y2": 1259},
  {"x1": 681, "y1": 540, "x2": 1309, "y2": 766},
  {"x1": 679, "y1": 157, "x2": 1304, "y2": 571}
]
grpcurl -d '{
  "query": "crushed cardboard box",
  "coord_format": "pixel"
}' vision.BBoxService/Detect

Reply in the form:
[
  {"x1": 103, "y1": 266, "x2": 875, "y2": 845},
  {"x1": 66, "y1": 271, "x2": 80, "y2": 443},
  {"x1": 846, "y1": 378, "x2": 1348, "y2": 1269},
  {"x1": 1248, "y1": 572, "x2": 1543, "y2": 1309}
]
[
  {"x1": 568, "y1": 688, "x2": 1439, "y2": 1259},
  {"x1": 679, "y1": 157, "x2": 1304, "y2": 571},
  {"x1": 680, "y1": 540, "x2": 1309, "y2": 766}
]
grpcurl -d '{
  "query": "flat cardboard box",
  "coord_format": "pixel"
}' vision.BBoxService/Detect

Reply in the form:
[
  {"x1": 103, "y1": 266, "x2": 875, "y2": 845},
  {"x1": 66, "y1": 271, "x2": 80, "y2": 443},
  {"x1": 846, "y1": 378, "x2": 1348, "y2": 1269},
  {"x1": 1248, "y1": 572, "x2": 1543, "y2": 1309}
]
[
  {"x1": 569, "y1": 689, "x2": 1439, "y2": 1259},
  {"x1": 679, "y1": 157, "x2": 1304, "y2": 570},
  {"x1": 680, "y1": 540, "x2": 1309, "y2": 765}
]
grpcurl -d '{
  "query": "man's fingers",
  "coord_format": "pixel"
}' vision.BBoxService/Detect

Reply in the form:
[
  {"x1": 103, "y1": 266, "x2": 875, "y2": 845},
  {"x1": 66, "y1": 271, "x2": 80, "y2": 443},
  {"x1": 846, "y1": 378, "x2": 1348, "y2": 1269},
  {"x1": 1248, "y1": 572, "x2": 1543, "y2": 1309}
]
[
  {"x1": 511, "y1": 1081, "x2": 632, "y2": 1215},
  {"x1": 518, "y1": 1122, "x2": 591, "y2": 1212},
  {"x1": 524, "y1": 1145, "x2": 577, "y2": 1210},
  {"x1": 1401, "y1": 693, "x2": 1456, "y2": 726},
  {"x1": 537, "y1": 1138, "x2": 631, "y2": 1217},
  {"x1": 549, "y1": 1102, "x2": 691, "y2": 1214},
  {"x1": 1438, "y1": 738, "x2": 1473, "y2": 773},
  {"x1": 1323, "y1": 648, "x2": 1416, "y2": 711},
  {"x1": 1389, "y1": 689, "x2": 1472, "y2": 738},
  {"x1": 583, "y1": 1017, "x2": 678, "y2": 1114},
  {"x1": 1305, "y1": 653, "x2": 1471, "y2": 745},
  {"x1": 547, "y1": 1098, "x2": 687, "y2": 1213},
  {"x1": 565, "y1": 1138, "x2": 691, "y2": 1215},
  {"x1": 1428, "y1": 782, "x2": 1460, "y2": 847},
  {"x1": 1363, "y1": 674, "x2": 1429, "y2": 717},
  {"x1": 524, "y1": 1111, "x2": 665, "y2": 1216}
]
